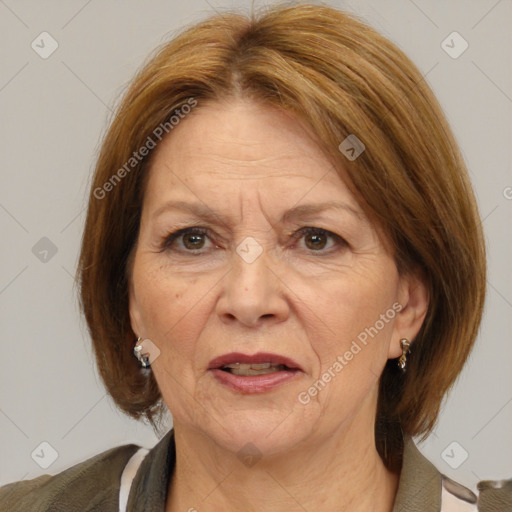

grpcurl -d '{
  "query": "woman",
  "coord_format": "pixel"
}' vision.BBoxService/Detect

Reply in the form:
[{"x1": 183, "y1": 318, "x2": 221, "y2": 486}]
[{"x1": 1, "y1": 3, "x2": 510, "y2": 511}]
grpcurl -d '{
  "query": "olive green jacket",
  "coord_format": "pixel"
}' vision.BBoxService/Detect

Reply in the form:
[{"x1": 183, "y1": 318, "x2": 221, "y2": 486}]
[{"x1": 1, "y1": 429, "x2": 510, "y2": 511}]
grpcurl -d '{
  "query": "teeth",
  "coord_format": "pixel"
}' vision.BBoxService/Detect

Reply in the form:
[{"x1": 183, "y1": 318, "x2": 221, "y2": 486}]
[
  {"x1": 230, "y1": 366, "x2": 283, "y2": 376},
  {"x1": 224, "y1": 363, "x2": 273, "y2": 370},
  {"x1": 221, "y1": 363, "x2": 288, "y2": 376}
]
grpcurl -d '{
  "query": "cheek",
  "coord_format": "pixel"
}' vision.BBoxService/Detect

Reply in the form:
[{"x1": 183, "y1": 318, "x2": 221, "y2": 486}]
[
  {"x1": 132, "y1": 261, "x2": 208, "y2": 359},
  {"x1": 313, "y1": 263, "x2": 398, "y2": 341},
  {"x1": 134, "y1": 268, "x2": 209, "y2": 415},
  {"x1": 305, "y1": 261, "x2": 399, "y2": 390},
  {"x1": 304, "y1": 295, "x2": 395, "y2": 419}
]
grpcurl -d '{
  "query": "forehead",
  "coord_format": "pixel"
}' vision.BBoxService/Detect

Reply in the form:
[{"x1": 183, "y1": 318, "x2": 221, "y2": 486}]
[
  {"x1": 156, "y1": 100, "x2": 322, "y2": 158},
  {"x1": 144, "y1": 99, "x2": 359, "y2": 212}
]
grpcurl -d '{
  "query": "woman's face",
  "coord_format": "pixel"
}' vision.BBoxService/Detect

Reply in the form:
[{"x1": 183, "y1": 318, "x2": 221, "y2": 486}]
[{"x1": 129, "y1": 99, "x2": 426, "y2": 456}]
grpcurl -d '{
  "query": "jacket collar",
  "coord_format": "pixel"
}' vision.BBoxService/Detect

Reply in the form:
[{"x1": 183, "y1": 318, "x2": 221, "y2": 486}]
[
  {"x1": 127, "y1": 428, "x2": 176, "y2": 511},
  {"x1": 127, "y1": 428, "x2": 442, "y2": 511},
  {"x1": 392, "y1": 435, "x2": 442, "y2": 511}
]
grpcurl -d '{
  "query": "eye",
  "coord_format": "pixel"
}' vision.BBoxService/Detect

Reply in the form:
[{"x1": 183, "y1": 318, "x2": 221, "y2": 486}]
[
  {"x1": 159, "y1": 226, "x2": 348, "y2": 255},
  {"x1": 159, "y1": 227, "x2": 215, "y2": 254},
  {"x1": 291, "y1": 227, "x2": 348, "y2": 253}
]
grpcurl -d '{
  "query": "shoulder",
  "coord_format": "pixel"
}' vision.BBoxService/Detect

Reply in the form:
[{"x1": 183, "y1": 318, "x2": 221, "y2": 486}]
[
  {"x1": 441, "y1": 474, "x2": 512, "y2": 511},
  {"x1": 441, "y1": 474, "x2": 479, "y2": 510},
  {"x1": 398, "y1": 435, "x2": 512, "y2": 511},
  {"x1": 0, "y1": 442, "x2": 140, "y2": 512}
]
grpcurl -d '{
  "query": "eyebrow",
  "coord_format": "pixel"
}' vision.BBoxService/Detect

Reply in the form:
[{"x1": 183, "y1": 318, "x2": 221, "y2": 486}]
[{"x1": 151, "y1": 200, "x2": 365, "y2": 224}]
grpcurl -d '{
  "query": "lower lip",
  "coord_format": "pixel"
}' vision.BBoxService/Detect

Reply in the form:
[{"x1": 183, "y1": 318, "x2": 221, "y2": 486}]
[{"x1": 209, "y1": 368, "x2": 302, "y2": 393}]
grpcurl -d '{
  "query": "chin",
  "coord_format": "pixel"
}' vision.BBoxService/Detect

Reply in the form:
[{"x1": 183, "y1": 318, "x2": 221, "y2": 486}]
[{"x1": 204, "y1": 411, "x2": 316, "y2": 460}]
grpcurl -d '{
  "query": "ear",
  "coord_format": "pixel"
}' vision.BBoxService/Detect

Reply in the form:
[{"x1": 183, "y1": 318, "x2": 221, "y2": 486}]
[
  {"x1": 388, "y1": 268, "x2": 429, "y2": 359},
  {"x1": 127, "y1": 249, "x2": 144, "y2": 338},
  {"x1": 128, "y1": 278, "x2": 144, "y2": 339}
]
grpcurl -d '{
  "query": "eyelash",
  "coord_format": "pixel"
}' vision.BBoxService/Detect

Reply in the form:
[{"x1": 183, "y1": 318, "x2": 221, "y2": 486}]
[{"x1": 159, "y1": 226, "x2": 348, "y2": 255}]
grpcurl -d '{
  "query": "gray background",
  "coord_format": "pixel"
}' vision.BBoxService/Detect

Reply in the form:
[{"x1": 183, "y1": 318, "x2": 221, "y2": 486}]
[{"x1": 1, "y1": 0, "x2": 511, "y2": 492}]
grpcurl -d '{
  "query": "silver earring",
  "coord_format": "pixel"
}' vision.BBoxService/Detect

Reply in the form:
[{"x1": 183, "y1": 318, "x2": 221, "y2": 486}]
[
  {"x1": 398, "y1": 338, "x2": 411, "y2": 373},
  {"x1": 133, "y1": 337, "x2": 151, "y2": 368}
]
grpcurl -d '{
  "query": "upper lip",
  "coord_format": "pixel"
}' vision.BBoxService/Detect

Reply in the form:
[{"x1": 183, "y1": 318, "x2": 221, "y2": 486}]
[{"x1": 208, "y1": 352, "x2": 303, "y2": 371}]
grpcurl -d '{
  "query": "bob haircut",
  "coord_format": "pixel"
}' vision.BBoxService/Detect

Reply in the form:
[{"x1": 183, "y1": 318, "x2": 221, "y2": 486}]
[{"x1": 77, "y1": 3, "x2": 486, "y2": 469}]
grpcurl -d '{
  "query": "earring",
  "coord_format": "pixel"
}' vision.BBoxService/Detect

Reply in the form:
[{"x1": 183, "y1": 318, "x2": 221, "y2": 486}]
[
  {"x1": 133, "y1": 337, "x2": 151, "y2": 368},
  {"x1": 398, "y1": 338, "x2": 411, "y2": 373}
]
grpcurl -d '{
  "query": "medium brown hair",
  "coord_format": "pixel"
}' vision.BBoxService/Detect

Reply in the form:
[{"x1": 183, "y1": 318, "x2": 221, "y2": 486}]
[{"x1": 77, "y1": 3, "x2": 486, "y2": 468}]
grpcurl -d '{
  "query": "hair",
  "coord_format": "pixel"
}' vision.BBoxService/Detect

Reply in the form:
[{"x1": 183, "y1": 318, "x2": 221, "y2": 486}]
[{"x1": 77, "y1": 2, "x2": 486, "y2": 469}]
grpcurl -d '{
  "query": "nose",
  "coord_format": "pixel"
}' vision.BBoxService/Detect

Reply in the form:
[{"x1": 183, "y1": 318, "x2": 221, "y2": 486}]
[{"x1": 215, "y1": 240, "x2": 290, "y2": 328}]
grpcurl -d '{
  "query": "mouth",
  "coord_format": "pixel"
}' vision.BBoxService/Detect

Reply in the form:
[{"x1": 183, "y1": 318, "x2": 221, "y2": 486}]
[
  {"x1": 218, "y1": 362, "x2": 295, "y2": 376},
  {"x1": 207, "y1": 352, "x2": 303, "y2": 393},
  {"x1": 208, "y1": 352, "x2": 303, "y2": 374}
]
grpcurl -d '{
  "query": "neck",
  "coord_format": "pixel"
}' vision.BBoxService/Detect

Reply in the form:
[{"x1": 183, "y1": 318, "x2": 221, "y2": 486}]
[{"x1": 165, "y1": 415, "x2": 400, "y2": 512}]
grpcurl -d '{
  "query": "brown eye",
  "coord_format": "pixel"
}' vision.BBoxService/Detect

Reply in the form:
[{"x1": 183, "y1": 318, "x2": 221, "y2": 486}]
[
  {"x1": 182, "y1": 232, "x2": 206, "y2": 250},
  {"x1": 160, "y1": 227, "x2": 213, "y2": 253},
  {"x1": 293, "y1": 227, "x2": 347, "y2": 253},
  {"x1": 304, "y1": 231, "x2": 328, "y2": 250}
]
